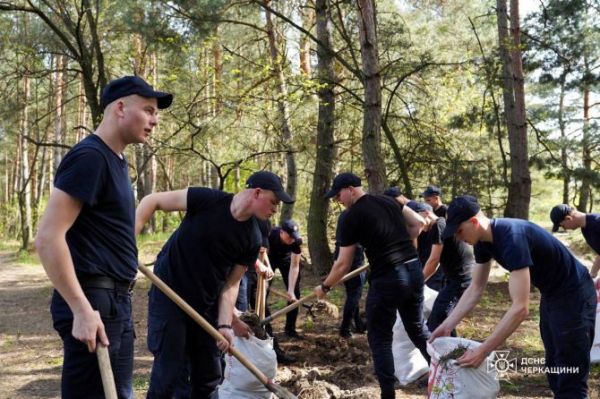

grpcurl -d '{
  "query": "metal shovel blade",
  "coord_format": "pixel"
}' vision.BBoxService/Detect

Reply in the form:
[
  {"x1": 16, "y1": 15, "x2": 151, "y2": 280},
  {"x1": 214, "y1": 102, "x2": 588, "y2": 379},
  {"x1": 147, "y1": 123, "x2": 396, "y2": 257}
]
[{"x1": 266, "y1": 381, "x2": 298, "y2": 399}]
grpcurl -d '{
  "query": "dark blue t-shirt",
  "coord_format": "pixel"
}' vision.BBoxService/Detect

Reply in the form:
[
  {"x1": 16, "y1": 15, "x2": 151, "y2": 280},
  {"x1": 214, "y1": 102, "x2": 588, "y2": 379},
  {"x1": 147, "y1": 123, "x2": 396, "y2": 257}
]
[
  {"x1": 417, "y1": 218, "x2": 444, "y2": 266},
  {"x1": 268, "y1": 227, "x2": 302, "y2": 269},
  {"x1": 582, "y1": 213, "x2": 600, "y2": 255},
  {"x1": 339, "y1": 194, "x2": 418, "y2": 278},
  {"x1": 54, "y1": 134, "x2": 137, "y2": 282},
  {"x1": 334, "y1": 209, "x2": 365, "y2": 270},
  {"x1": 154, "y1": 188, "x2": 262, "y2": 314},
  {"x1": 474, "y1": 218, "x2": 589, "y2": 296}
]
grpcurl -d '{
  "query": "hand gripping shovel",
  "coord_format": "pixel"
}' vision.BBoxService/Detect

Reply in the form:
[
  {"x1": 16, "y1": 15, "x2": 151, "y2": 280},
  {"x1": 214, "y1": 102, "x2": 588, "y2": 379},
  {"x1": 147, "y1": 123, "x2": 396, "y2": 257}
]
[
  {"x1": 96, "y1": 344, "x2": 118, "y2": 399},
  {"x1": 137, "y1": 263, "x2": 297, "y2": 399},
  {"x1": 260, "y1": 264, "x2": 369, "y2": 326}
]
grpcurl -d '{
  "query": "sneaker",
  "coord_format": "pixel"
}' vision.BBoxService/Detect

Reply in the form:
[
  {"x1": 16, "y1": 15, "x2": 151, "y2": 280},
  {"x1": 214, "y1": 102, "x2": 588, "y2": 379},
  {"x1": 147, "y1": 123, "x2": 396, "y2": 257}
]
[
  {"x1": 285, "y1": 330, "x2": 304, "y2": 340},
  {"x1": 276, "y1": 350, "x2": 296, "y2": 364}
]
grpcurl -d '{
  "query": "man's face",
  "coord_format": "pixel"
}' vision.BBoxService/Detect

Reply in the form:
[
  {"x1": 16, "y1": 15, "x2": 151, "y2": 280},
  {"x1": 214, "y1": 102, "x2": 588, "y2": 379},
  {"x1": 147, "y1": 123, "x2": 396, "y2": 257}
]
[
  {"x1": 280, "y1": 229, "x2": 296, "y2": 245},
  {"x1": 119, "y1": 95, "x2": 159, "y2": 144},
  {"x1": 334, "y1": 187, "x2": 353, "y2": 208},
  {"x1": 424, "y1": 195, "x2": 440, "y2": 208},
  {"x1": 254, "y1": 189, "x2": 280, "y2": 220},
  {"x1": 455, "y1": 218, "x2": 480, "y2": 245}
]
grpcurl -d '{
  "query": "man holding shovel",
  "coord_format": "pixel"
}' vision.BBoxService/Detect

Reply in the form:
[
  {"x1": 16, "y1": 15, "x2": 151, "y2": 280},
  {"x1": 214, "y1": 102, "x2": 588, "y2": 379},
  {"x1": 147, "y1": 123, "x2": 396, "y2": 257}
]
[
  {"x1": 35, "y1": 76, "x2": 173, "y2": 398},
  {"x1": 316, "y1": 172, "x2": 429, "y2": 399},
  {"x1": 136, "y1": 170, "x2": 294, "y2": 398}
]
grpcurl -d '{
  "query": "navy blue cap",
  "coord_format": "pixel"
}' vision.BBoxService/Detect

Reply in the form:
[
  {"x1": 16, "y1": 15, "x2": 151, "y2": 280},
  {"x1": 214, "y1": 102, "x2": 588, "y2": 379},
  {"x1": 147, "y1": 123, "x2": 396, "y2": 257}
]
[
  {"x1": 101, "y1": 76, "x2": 173, "y2": 110},
  {"x1": 442, "y1": 195, "x2": 481, "y2": 239},
  {"x1": 407, "y1": 200, "x2": 433, "y2": 213},
  {"x1": 281, "y1": 219, "x2": 301, "y2": 241},
  {"x1": 550, "y1": 204, "x2": 572, "y2": 232},
  {"x1": 421, "y1": 185, "x2": 442, "y2": 198},
  {"x1": 383, "y1": 186, "x2": 402, "y2": 198},
  {"x1": 325, "y1": 173, "x2": 361, "y2": 199},
  {"x1": 246, "y1": 171, "x2": 294, "y2": 204}
]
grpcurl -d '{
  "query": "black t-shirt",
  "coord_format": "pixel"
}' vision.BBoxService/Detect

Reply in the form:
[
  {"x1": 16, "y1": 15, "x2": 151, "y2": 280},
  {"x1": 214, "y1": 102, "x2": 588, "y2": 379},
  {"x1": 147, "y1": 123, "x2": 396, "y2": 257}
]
[
  {"x1": 268, "y1": 227, "x2": 302, "y2": 269},
  {"x1": 417, "y1": 218, "x2": 444, "y2": 265},
  {"x1": 54, "y1": 134, "x2": 137, "y2": 282},
  {"x1": 339, "y1": 194, "x2": 418, "y2": 278},
  {"x1": 154, "y1": 188, "x2": 261, "y2": 314},
  {"x1": 334, "y1": 210, "x2": 365, "y2": 270},
  {"x1": 434, "y1": 204, "x2": 448, "y2": 218},
  {"x1": 440, "y1": 236, "x2": 474, "y2": 280}
]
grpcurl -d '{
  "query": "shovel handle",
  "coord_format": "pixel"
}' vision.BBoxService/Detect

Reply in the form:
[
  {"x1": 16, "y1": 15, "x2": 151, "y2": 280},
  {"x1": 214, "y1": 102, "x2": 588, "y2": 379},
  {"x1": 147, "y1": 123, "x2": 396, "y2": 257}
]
[
  {"x1": 137, "y1": 263, "x2": 271, "y2": 386},
  {"x1": 96, "y1": 344, "x2": 118, "y2": 399},
  {"x1": 260, "y1": 264, "x2": 368, "y2": 325}
]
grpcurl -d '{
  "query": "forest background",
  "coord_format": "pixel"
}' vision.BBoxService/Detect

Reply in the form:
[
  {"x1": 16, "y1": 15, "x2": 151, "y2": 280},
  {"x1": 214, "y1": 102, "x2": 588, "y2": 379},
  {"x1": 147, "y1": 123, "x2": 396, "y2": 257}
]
[{"x1": 0, "y1": 0, "x2": 599, "y2": 275}]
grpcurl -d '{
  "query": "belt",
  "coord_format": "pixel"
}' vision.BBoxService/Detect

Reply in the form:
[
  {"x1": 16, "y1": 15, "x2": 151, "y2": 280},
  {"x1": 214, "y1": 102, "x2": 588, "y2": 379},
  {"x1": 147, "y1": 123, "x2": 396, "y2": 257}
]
[{"x1": 78, "y1": 275, "x2": 136, "y2": 292}]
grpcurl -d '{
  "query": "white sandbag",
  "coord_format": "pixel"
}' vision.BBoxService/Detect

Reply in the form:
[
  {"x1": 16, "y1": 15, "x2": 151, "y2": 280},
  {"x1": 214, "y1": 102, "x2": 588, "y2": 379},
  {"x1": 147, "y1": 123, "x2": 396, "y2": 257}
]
[
  {"x1": 392, "y1": 285, "x2": 438, "y2": 386},
  {"x1": 218, "y1": 335, "x2": 277, "y2": 399},
  {"x1": 591, "y1": 277, "x2": 600, "y2": 363},
  {"x1": 427, "y1": 337, "x2": 499, "y2": 399}
]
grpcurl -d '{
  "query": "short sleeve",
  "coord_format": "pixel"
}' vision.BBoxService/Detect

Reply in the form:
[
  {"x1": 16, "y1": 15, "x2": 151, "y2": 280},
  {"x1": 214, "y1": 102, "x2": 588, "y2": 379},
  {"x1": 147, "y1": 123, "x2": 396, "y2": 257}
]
[
  {"x1": 54, "y1": 148, "x2": 106, "y2": 206},
  {"x1": 187, "y1": 187, "x2": 229, "y2": 215},
  {"x1": 474, "y1": 242, "x2": 493, "y2": 264},
  {"x1": 500, "y1": 233, "x2": 533, "y2": 271},
  {"x1": 339, "y1": 209, "x2": 360, "y2": 247},
  {"x1": 432, "y1": 218, "x2": 445, "y2": 245}
]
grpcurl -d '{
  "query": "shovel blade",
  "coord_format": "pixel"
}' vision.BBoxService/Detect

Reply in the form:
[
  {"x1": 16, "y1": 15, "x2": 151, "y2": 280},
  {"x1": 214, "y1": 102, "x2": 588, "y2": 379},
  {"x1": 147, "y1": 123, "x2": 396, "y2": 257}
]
[{"x1": 266, "y1": 381, "x2": 298, "y2": 399}]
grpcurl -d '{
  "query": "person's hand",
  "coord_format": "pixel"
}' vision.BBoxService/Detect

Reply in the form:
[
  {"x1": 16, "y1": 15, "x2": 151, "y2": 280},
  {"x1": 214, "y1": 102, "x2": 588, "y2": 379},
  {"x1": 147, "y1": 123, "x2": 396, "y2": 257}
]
[
  {"x1": 428, "y1": 323, "x2": 452, "y2": 343},
  {"x1": 232, "y1": 318, "x2": 252, "y2": 338},
  {"x1": 217, "y1": 327, "x2": 234, "y2": 352},
  {"x1": 287, "y1": 291, "x2": 298, "y2": 302},
  {"x1": 314, "y1": 285, "x2": 326, "y2": 300},
  {"x1": 72, "y1": 309, "x2": 108, "y2": 352},
  {"x1": 457, "y1": 346, "x2": 488, "y2": 368},
  {"x1": 256, "y1": 262, "x2": 274, "y2": 280}
]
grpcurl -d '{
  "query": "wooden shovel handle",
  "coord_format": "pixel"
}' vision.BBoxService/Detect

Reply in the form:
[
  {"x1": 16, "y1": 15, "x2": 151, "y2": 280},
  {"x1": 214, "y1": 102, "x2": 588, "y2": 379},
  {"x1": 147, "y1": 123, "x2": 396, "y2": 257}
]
[
  {"x1": 96, "y1": 344, "x2": 118, "y2": 399},
  {"x1": 137, "y1": 263, "x2": 271, "y2": 386}
]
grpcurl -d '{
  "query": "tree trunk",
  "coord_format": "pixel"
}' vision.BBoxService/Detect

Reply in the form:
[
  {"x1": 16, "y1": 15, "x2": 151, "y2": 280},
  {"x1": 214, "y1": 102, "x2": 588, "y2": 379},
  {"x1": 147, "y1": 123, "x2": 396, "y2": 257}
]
[
  {"x1": 356, "y1": 0, "x2": 386, "y2": 193},
  {"x1": 264, "y1": 0, "x2": 297, "y2": 223},
  {"x1": 578, "y1": 68, "x2": 591, "y2": 211},
  {"x1": 308, "y1": 0, "x2": 336, "y2": 276},
  {"x1": 558, "y1": 72, "x2": 569, "y2": 204},
  {"x1": 299, "y1": 1, "x2": 314, "y2": 76},
  {"x1": 213, "y1": 27, "x2": 223, "y2": 113},
  {"x1": 497, "y1": 0, "x2": 530, "y2": 219},
  {"x1": 381, "y1": 120, "x2": 413, "y2": 197},
  {"x1": 18, "y1": 72, "x2": 33, "y2": 251},
  {"x1": 54, "y1": 55, "x2": 66, "y2": 174}
]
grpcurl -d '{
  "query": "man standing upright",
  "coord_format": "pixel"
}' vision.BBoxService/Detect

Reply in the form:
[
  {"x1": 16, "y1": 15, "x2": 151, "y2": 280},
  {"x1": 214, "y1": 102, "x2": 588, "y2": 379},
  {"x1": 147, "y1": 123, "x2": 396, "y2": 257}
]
[
  {"x1": 550, "y1": 204, "x2": 600, "y2": 278},
  {"x1": 421, "y1": 185, "x2": 447, "y2": 218},
  {"x1": 35, "y1": 76, "x2": 173, "y2": 398},
  {"x1": 316, "y1": 172, "x2": 429, "y2": 399}
]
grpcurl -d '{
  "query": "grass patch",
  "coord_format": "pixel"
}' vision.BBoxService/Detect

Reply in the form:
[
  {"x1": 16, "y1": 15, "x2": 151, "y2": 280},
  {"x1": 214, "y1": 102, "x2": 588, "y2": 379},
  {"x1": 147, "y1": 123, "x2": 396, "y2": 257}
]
[{"x1": 133, "y1": 375, "x2": 149, "y2": 391}]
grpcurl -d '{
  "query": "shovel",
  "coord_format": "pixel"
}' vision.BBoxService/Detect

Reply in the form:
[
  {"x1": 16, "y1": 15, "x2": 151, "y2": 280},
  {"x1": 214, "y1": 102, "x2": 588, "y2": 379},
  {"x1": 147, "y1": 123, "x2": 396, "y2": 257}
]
[
  {"x1": 137, "y1": 263, "x2": 298, "y2": 399},
  {"x1": 260, "y1": 264, "x2": 368, "y2": 326},
  {"x1": 96, "y1": 344, "x2": 118, "y2": 399}
]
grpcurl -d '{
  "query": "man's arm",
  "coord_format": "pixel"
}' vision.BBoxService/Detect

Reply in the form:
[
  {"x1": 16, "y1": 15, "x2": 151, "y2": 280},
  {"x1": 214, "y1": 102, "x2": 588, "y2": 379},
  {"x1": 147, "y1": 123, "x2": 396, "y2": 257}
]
[
  {"x1": 35, "y1": 188, "x2": 108, "y2": 352},
  {"x1": 429, "y1": 261, "x2": 492, "y2": 340},
  {"x1": 457, "y1": 267, "x2": 530, "y2": 367},
  {"x1": 590, "y1": 255, "x2": 600, "y2": 278},
  {"x1": 423, "y1": 243, "x2": 443, "y2": 281},
  {"x1": 135, "y1": 189, "x2": 188, "y2": 235},
  {"x1": 217, "y1": 264, "x2": 247, "y2": 351},
  {"x1": 315, "y1": 245, "x2": 356, "y2": 299},
  {"x1": 402, "y1": 206, "x2": 426, "y2": 239},
  {"x1": 286, "y1": 253, "x2": 301, "y2": 301}
]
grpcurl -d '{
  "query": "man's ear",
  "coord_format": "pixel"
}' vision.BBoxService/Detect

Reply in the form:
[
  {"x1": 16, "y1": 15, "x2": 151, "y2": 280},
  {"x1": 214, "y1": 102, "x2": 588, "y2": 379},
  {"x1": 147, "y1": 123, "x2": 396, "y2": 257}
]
[
  {"x1": 564, "y1": 215, "x2": 573, "y2": 221},
  {"x1": 469, "y1": 216, "x2": 480, "y2": 228}
]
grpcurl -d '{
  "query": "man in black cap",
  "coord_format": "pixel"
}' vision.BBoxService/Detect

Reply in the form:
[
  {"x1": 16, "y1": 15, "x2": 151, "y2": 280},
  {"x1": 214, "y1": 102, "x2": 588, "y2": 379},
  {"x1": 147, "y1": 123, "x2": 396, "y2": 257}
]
[
  {"x1": 550, "y1": 204, "x2": 600, "y2": 278},
  {"x1": 421, "y1": 185, "x2": 447, "y2": 218},
  {"x1": 35, "y1": 75, "x2": 172, "y2": 398},
  {"x1": 268, "y1": 218, "x2": 304, "y2": 338},
  {"x1": 430, "y1": 196, "x2": 596, "y2": 398},
  {"x1": 383, "y1": 186, "x2": 410, "y2": 205},
  {"x1": 316, "y1": 172, "x2": 429, "y2": 399},
  {"x1": 135, "y1": 170, "x2": 294, "y2": 398}
]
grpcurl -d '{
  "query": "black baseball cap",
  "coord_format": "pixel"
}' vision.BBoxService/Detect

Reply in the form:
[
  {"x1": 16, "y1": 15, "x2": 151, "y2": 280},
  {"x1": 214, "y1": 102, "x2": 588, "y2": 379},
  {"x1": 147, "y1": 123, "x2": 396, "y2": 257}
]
[
  {"x1": 406, "y1": 200, "x2": 433, "y2": 213},
  {"x1": 383, "y1": 186, "x2": 402, "y2": 198},
  {"x1": 246, "y1": 171, "x2": 294, "y2": 204},
  {"x1": 325, "y1": 173, "x2": 361, "y2": 199},
  {"x1": 421, "y1": 185, "x2": 442, "y2": 198},
  {"x1": 442, "y1": 195, "x2": 481, "y2": 239},
  {"x1": 281, "y1": 219, "x2": 301, "y2": 241},
  {"x1": 550, "y1": 204, "x2": 572, "y2": 232},
  {"x1": 101, "y1": 75, "x2": 173, "y2": 110}
]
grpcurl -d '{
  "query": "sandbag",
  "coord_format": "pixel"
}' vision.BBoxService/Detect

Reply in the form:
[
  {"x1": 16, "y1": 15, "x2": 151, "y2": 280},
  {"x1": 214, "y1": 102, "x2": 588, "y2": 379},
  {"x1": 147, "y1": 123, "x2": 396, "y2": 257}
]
[
  {"x1": 218, "y1": 335, "x2": 277, "y2": 399},
  {"x1": 591, "y1": 277, "x2": 600, "y2": 363},
  {"x1": 392, "y1": 285, "x2": 438, "y2": 386},
  {"x1": 427, "y1": 337, "x2": 499, "y2": 399}
]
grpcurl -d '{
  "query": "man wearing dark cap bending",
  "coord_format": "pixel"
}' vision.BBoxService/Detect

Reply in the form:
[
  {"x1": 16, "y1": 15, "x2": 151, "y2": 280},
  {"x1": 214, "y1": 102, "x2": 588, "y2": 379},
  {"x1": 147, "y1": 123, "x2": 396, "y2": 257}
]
[
  {"x1": 430, "y1": 196, "x2": 596, "y2": 398},
  {"x1": 421, "y1": 185, "x2": 447, "y2": 218},
  {"x1": 316, "y1": 172, "x2": 429, "y2": 399},
  {"x1": 550, "y1": 204, "x2": 600, "y2": 278},
  {"x1": 136, "y1": 170, "x2": 294, "y2": 398},
  {"x1": 35, "y1": 75, "x2": 172, "y2": 398}
]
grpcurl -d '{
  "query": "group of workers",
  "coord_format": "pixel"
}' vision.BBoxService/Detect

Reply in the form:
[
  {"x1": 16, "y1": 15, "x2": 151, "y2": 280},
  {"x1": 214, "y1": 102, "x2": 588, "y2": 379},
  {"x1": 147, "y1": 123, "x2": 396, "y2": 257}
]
[{"x1": 34, "y1": 75, "x2": 597, "y2": 399}]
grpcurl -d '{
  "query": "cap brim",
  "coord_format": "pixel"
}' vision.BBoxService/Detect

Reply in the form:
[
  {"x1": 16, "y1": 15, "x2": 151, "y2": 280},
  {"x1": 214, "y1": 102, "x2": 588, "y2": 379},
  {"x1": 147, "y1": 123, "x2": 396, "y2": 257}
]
[
  {"x1": 441, "y1": 223, "x2": 459, "y2": 240},
  {"x1": 275, "y1": 190, "x2": 295, "y2": 204},
  {"x1": 324, "y1": 188, "x2": 339, "y2": 199}
]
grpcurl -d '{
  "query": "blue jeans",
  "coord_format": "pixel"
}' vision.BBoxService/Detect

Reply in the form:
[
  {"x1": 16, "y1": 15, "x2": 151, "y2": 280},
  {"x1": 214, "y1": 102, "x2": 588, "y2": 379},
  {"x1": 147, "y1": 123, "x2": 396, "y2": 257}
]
[
  {"x1": 51, "y1": 288, "x2": 134, "y2": 399},
  {"x1": 366, "y1": 259, "x2": 431, "y2": 399},
  {"x1": 340, "y1": 270, "x2": 366, "y2": 334},
  {"x1": 427, "y1": 276, "x2": 471, "y2": 334},
  {"x1": 146, "y1": 286, "x2": 221, "y2": 399},
  {"x1": 539, "y1": 277, "x2": 596, "y2": 398},
  {"x1": 425, "y1": 266, "x2": 445, "y2": 292},
  {"x1": 235, "y1": 272, "x2": 249, "y2": 312}
]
